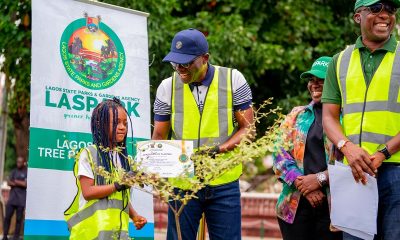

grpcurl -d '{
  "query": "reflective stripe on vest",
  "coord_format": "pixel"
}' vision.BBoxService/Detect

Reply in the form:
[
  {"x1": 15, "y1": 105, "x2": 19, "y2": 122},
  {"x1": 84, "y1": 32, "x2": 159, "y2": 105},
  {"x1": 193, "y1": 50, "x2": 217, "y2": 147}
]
[
  {"x1": 95, "y1": 230, "x2": 129, "y2": 240},
  {"x1": 337, "y1": 44, "x2": 400, "y2": 163},
  {"x1": 67, "y1": 199, "x2": 128, "y2": 228},
  {"x1": 64, "y1": 145, "x2": 130, "y2": 239},
  {"x1": 171, "y1": 66, "x2": 242, "y2": 188}
]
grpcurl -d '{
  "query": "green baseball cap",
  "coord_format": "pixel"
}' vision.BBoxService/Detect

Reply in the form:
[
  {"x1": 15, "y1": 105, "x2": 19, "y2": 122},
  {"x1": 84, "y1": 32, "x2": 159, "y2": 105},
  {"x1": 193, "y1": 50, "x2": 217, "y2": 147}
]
[
  {"x1": 354, "y1": 0, "x2": 400, "y2": 11},
  {"x1": 300, "y1": 56, "x2": 332, "y2": 80}
]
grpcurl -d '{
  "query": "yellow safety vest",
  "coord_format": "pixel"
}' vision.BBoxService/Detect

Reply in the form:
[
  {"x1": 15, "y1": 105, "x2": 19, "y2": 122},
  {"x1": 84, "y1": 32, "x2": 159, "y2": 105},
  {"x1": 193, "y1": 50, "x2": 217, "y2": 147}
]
[
  {"x1": 64, "y1": 145, "x2": 130, "y2": 240},
  {"x1": 170, "y1": 66, "x2": 242, "y2": 189},
  {"x1": 337, "y1": 44, "x2": 400, "y2": 163}
]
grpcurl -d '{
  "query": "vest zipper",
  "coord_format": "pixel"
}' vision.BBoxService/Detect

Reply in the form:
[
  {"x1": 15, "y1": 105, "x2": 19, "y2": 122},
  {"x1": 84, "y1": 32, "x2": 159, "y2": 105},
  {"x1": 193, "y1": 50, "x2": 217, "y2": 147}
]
[
  {"x1": 359, "y1": 79, "x2": 372, "y2": 147},
  {"x1": 197, "y1": 85, "x2": 211, "y2": 149}
]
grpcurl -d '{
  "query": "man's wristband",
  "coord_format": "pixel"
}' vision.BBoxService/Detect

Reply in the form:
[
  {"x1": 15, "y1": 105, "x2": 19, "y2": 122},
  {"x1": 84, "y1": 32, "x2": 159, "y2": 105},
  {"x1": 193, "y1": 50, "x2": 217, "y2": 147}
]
[
  {"x1": 377, "y1": 144, "x2": 391, "y2": 160},
  {"x1": 337, "y1": 139, "x2": 349, "y2": 151}
]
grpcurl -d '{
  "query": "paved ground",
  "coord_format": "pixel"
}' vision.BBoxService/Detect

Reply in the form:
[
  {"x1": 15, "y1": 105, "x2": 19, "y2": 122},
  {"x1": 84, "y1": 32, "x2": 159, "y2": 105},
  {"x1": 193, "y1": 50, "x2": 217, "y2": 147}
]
[
  {"x1": 1, "y1": 236, "x2": 22, "y2": 240},
  {"x1": 2, "y1": 232, "x2": 280, "y2": 239},
  {"x1": 154, "y1": 229, "x2": 282, "y2": 240}
]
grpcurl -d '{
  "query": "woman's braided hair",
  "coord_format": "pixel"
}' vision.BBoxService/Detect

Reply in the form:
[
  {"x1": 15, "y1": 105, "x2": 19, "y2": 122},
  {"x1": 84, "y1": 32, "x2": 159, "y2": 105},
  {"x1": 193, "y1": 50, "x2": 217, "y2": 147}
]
[{"x1": 90, "y1": 98, "x2": 131, "y2": 185}]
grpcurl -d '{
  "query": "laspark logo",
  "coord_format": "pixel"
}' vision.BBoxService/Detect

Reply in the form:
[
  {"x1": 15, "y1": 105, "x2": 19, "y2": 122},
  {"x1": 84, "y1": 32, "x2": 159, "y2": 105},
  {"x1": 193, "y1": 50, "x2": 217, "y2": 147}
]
[{"x1": 60, "y1": 13, "x2": 125, "y2": 90}]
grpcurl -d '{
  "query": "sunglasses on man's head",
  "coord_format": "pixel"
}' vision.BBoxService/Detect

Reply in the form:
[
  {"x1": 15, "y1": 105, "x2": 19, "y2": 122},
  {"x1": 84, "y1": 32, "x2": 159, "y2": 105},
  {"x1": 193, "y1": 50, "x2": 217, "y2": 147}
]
[
  {"x1": 362, "y1": 2, "x2": 398, "y2": 15},
  {"x1": 170, "y1": 55, "x2": 202, "y2": 70}
]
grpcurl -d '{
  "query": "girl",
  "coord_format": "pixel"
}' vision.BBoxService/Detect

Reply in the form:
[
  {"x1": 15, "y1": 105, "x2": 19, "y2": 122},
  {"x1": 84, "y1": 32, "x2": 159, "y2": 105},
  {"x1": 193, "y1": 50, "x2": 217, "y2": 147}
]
[{"x1": 65, "y1": 98, "x2": 147, "y2": 239}]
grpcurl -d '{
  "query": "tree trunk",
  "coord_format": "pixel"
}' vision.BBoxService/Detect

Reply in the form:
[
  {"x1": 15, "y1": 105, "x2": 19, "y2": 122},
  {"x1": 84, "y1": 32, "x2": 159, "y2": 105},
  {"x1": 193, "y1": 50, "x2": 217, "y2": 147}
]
[
  {"x1": 174, "y1": 213, "x2": 182, "y2": 240},
  {"x1": 11, "y1": 109, "x2": 29, "y2": 160}
]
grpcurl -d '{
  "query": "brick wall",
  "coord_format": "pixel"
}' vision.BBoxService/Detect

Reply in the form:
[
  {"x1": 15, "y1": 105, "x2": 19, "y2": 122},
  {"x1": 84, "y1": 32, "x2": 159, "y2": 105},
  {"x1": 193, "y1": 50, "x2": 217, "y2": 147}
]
[{"x1": 154, "y1": 192, "x2": 282, "y2": 238}]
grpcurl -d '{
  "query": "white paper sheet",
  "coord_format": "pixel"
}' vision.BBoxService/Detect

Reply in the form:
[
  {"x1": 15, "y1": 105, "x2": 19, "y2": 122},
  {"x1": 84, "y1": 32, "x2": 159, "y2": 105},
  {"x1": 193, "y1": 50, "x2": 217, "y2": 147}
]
[{"x1": 328, "y1": 163, "x2": 378, "y2": 240}]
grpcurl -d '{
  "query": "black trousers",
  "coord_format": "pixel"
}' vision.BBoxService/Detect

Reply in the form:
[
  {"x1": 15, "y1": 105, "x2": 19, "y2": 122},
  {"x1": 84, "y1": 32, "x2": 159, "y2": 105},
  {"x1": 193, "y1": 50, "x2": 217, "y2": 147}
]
[
  {"x1": 278, "y1": 196, "x2": 342, "y2": 240},
  {"x1": 3, "y1": 203, "x2": 25, "y2": 238}
]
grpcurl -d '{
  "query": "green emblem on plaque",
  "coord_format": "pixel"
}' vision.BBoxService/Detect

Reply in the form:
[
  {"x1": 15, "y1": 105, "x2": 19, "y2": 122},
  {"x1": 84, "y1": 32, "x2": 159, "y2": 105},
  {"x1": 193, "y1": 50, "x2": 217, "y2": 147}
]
[{"x1": 179, "y1": 154, "x2": 188, "y2": 163}]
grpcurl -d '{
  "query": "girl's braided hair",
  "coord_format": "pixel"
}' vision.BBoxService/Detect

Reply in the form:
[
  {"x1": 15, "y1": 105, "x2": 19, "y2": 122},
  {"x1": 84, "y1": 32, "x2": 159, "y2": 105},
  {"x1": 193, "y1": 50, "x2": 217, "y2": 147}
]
[{"x1": 90, "y1": 98, "x2": 131, "y2": 185}]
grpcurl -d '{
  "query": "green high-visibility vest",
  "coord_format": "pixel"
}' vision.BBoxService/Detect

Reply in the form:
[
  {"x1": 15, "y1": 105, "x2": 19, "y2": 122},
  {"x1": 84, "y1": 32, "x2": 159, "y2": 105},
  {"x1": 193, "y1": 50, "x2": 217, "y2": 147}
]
[
  {"x1": 170, "y1": 66, "x2": 242, "y2": 189},
  {"x1": 337, "y1": 44, "x2": 400, "y2": 163},
  {"x1": 64, "y1": 145, "x2": 130, "y2": 240}
]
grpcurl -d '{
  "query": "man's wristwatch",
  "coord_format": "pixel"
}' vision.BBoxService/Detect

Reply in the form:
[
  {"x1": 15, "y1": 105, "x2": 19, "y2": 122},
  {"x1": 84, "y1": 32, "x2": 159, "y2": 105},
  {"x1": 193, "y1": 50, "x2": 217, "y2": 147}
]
[
  {"x1": 316, "y1": 172, "x2": 328, "y2": 187},
  {"x1": 337, "y1": 139, "x2": 349, "y2": 151},
  {"x1": 377, "y1": 144, "x2": 391, "y2": 160}
]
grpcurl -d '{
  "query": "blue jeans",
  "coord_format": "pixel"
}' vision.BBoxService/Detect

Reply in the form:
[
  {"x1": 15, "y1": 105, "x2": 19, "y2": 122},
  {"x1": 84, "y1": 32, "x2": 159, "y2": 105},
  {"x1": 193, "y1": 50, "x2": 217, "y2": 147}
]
[
  {"x1": 342, "y1": 232, "x2": 363, "y2": 240},
  {"x1": 166, "y1": 180, "x2": 241, "y2": 240},
  {"x1": 343, "y1": 164, "x2": 400, "y2": 240}
]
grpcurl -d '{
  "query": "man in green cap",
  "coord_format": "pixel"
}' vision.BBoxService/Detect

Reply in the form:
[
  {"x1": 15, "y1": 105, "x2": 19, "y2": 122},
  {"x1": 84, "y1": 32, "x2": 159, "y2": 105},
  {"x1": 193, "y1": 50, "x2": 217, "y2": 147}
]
[{"x1": 322, "y1": 0, "x2": 400, "y2": 239}]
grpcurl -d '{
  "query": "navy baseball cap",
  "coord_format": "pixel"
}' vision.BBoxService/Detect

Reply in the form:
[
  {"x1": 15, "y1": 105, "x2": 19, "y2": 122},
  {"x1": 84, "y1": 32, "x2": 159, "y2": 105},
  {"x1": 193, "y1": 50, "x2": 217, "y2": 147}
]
[{"x1": 162, "y1": 28, "x2": 209, "y2": 64}]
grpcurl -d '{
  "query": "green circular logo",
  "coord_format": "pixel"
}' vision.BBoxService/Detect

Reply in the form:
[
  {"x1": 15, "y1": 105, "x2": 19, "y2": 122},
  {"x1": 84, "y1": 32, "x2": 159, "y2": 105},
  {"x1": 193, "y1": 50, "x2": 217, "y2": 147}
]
[
  {"x1": 60, "y1": 17, "x2": 125, "y2": 90},
  {"x1": 179, "y1": 154, "x2": 189, "y2": 163}
]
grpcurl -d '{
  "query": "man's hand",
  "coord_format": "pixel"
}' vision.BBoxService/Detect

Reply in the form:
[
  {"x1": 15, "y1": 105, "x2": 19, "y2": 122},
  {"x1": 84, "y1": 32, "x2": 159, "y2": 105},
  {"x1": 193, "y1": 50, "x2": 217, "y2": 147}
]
[
  {"x1": 7, "y1": 180, "x2": 16, "y2": 187},
  {"x1": 295, "y1": 174, "x2": 320, "y2": 195},
  {"x1": 342, "y1": 142, "x2": 375, "y2": 184},
  {"x1": 304, "y1": 189, "x2": 325, "y2": 208},
  {"x1": 14, "y1": 179, "x2": 27, "y2": 188},
  {"x1": 371, "y1": 152, "x2": 385, "y2": 170},
  {"x1": 323, "y1": 104, "x2": 375, "y2": 183},
  {"x1": 132, "y1": 215, "x2": 147, "y2": 230},
  {"x1": 195, "y1": 146, "x2": 220, "y2": 159},
  {"x1": 113, "y1": 182, "x2": 130, "y2": 192}
]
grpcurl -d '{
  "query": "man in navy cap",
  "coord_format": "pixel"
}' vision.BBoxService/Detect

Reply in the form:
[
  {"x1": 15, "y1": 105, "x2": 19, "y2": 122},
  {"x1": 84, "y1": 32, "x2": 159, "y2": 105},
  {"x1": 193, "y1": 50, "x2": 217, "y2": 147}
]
[
  {"x1": 322, "y1": 0, "x2": 400, "y2": 239},
  {"x1": 152, "y1": 28, "x2": 254, "y2": 239}
]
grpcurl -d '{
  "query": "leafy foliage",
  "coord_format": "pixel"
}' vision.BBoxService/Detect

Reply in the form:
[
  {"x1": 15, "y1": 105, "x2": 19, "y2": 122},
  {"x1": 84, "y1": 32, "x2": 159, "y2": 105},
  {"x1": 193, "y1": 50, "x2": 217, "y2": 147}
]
[
  {"x1": 1, "y1": 0, "x2": 360, "y2": 166},
  {"x1": 96, "y1": 99, "x2": 289, "y2": 239},
  {"x1": 4, "y1": 117, "x2": 16, "y2": 174},
  {"x1": 100, "y1": 0, "x2": 356, "y2": 107},
  {"x1": 1, "y1": 0, "x2": 32, "y2": 161},
  {"x1": 0, "y1": 0, "x2": 31, "y2": 115}
]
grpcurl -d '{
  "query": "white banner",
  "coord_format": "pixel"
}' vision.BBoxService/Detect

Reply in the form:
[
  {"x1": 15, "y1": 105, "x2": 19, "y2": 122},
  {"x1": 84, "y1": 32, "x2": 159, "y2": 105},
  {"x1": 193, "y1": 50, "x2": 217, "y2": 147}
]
[{"x1": 28, "y1": 0, "x2": 153, "y2": 239}]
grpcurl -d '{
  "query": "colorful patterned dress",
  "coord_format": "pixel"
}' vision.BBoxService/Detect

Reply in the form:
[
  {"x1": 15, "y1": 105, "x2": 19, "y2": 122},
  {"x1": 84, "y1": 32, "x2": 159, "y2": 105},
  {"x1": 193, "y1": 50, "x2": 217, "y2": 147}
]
[{"x1": 273, "y1": 102, "x2": 334, "y2": 224}]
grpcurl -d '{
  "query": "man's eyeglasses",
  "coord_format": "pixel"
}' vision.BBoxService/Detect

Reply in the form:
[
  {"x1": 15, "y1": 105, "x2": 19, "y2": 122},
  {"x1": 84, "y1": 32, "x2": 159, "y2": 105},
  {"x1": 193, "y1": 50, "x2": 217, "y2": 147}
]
[
  {"x1": 360, "y1": 2, "x2": 398, "y2": 15},
  {"x1": 170, "y1": 55, "x2": 201, "y2": 70}
]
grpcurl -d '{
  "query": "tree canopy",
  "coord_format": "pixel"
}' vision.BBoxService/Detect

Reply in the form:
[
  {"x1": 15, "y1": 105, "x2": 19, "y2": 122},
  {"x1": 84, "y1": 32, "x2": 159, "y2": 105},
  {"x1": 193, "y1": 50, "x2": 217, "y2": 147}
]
[
  {"x1": 101, "y1": 0, "x2": 357, "y2": 114},
  {"x1": 0, "y1": 0, "x2": 31, "y2": 160},
  {"x1": 1, "y1": 0, "x2": 359, "y2": 166}
]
